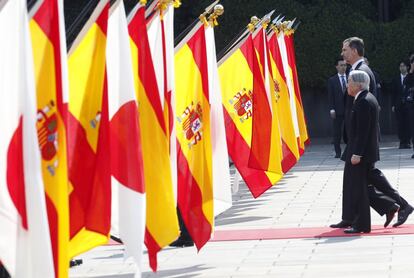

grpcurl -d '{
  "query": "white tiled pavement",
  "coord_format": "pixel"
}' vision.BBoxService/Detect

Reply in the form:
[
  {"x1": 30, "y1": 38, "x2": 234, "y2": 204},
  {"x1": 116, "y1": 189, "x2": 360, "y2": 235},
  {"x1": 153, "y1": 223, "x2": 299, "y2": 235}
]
[{"x1": 70, "y1": 138, "x2": 414, "y2": 278}]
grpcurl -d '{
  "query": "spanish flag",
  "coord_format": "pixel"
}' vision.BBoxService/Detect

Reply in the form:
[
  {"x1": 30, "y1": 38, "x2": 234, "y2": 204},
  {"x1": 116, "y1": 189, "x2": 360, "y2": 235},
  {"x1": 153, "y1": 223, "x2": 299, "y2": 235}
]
[
  {"x1": 0, "y1": 0, "x2": 54, "y2": 276},
  {"x1": 283, "y1": 31, "x2": 309, "y2": 151},
  {"x1": 219, "y1": 33, "x2": 282, "y2": 198},
  {"x1": 128, "y1": 3, "x2": 179, "y2": 271},
  {"x1": 29, "y1": 0, "x2": 69, "y2": 276},
  {"x1": 252, "y1": 26, "x2": 283, "y2": 175},
  {"x1": 67, "y1": 0, "x2": 111, "y2": 257},
  {"x1": 175, "y1": 23, "x2": 213, "y2": 250},
  {"x1": 146, "y1": 0, "x2": 179, "y2": 198},
  {"x1": 268, "y1": 29, "x2": 299, "y2": 172},
  {"x1": 276, "y1": 31, "x2": 303, "y2": 155}
]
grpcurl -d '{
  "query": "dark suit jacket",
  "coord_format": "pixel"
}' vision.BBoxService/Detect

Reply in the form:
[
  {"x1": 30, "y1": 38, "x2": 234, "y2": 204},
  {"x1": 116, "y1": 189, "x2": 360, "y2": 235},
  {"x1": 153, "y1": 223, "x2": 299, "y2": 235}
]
[
  {"x1": 392, "y1": 75, "x2": 406, "y2": 107},
  {"x1": 327, "y1": 74, "x2": 346, "y2": 116},
  {"x1": 355, "y1": 62, "x2": 378, "y2": 98},
  {"x1": 345, "y1": 90, "x2": 380, "y2": 164},
  {"x1": 343, "y1": 61, "x2": 378, "y2": 145},
  {"x1": 404, "y1": 73, "x2": 414, "y2": 101}
]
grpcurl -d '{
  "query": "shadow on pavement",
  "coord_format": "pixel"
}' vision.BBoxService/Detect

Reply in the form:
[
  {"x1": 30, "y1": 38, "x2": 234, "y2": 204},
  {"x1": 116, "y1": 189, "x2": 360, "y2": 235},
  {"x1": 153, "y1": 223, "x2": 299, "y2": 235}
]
[{"x1": 142, "y1": 264, "x2": 209, "y2": 278}]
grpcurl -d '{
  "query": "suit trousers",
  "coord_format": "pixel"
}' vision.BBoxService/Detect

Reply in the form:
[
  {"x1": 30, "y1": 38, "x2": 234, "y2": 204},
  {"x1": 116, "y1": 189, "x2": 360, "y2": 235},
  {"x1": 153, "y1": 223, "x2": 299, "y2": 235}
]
[
  {"x1": 411, "y1": 105, "x2": 414, "y2": 148},
  {"x1": 342, "y1": 167, "x2": 396, "y2": 220},
  {"x1": 332, "y1": 115, "x2": 344, "y2": 155},
  {"x1": 177, "y1": 207, "x2": 192, "y2": 241},
  {"x1": 368, "y1": 186, "x2": 397, "y2": 215},
  {"x1": 368, "y1": 166, "x2": 409, "y2": 209},
  {"x1": 342, "y1": 162, "x2": 371, "y2": 231},
  {"x1": 395, "y1": 104, "x2": 412, "y2": 145}
]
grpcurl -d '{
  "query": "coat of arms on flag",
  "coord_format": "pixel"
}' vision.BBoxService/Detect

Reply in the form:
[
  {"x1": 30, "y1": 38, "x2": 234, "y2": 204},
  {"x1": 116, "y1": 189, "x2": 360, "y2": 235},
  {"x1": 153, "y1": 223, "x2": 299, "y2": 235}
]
[
  {"x1": 177, "y1": 101, "x2": 203, "y2": 149},
  {"x1": 272, "y1": 79, "x2": 281, "y2": 103},
  {"x1": 229, "y1": 88, "x2": 253, "y2": 122},
  {"x1": 36, "y1": 100, "x2": 59, "y2": 175}
]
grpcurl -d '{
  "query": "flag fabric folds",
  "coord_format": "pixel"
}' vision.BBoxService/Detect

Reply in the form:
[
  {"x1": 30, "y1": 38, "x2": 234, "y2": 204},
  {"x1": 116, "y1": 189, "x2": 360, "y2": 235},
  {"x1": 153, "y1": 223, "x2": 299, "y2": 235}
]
[
  {"x1": 128, "y1": 3, "x2": 179, "y2": 272},
  {"x1": 67, "y1": 0, "x2": 111, "y2": 257},
  {"x1": 107, "y1": 0, "x2": 146, "y2": 274},
  {"x1": 0, "y1": 0, "x2": 54, "y2": 276},
  {"x1": 146, "y1": 0, "x2": 178, "y2": 198},
  {"x1": 284, "y1": 31, "x2": 310, "y2": 148},
  {"x1": 205, "y1": 24, "x2": 232, "y2": 217},
  {"x1": 277, "y1": 31, "x2": 302, "y2": 155},
  {"x1": 175, "y1": 23, "x2": 214, "y2": 250},
  {"x1": 218, "y1": 34, "x2": 282, "y2": 198},
  {"x1": 277, "y1": 30, "x2": 308, "y2": 155},
  {"x1": 29, "y1": 0, "x2": 70, "y2": 276},
  {"x1": 251, "y1": 26, "x2": 284, "y2": 175},
  {"x1": 268, "y1": 30, "x2": 299, "y2": 172}
]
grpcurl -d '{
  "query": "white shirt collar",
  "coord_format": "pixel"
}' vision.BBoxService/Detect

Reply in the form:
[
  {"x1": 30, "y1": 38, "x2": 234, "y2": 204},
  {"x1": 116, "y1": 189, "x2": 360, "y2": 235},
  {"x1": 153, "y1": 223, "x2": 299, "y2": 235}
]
[
  {"x1": 401, "y1": 73, "x2": 407, "y2": 79},
  {"x1": 338, "y1": 73, "x2": 346, "y2": 78},
  {"x1": 354, "y1": 90, "x2": 364, "y2": 100},
  {"x1": 351, "y1": 58, "x2": 365, "y2": 70}
]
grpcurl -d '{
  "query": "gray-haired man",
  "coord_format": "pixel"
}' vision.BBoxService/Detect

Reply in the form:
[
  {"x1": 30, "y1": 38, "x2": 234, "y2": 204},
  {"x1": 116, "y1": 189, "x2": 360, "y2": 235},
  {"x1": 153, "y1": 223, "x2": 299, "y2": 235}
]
[{"x1": 341, "y1": 70, "x2": 378, "y2": 233}]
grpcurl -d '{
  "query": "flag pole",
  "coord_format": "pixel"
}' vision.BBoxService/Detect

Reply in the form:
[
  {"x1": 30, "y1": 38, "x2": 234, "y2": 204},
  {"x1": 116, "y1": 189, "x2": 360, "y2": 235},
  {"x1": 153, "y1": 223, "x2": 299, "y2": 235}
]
[
  {"x1": 218, "y1": 10, "x2": 274, "y2": 63},
  {"x1": 174, "y1": 0, "x2": 219, "y2": 46},
  {"x1": 66, "y1": 0, "x2": 100, "y2": 50},
  {"x1": 27, "y1": 0, "x2": 43, "y2": 18}
]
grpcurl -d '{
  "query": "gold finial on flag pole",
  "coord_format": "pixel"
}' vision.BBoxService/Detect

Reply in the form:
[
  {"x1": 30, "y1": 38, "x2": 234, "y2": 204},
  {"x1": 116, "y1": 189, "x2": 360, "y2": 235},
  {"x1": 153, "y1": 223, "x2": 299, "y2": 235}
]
[
  {"x1": 269, "y1": 14, "x2": 284, "y2": 35},
  {"x1": 247, "y1": 16, "x2": 259, "y2": 32},
  {"x1": 157, "y1": 0, "x2": 181, "y2": 20},
  {"x1": 262, "y1": 15, "x2": 271, "y2": 29},
  {"x1": 173, "y1": 0, "x2": 181, "y2": 8},
  {"x1": 207, "y1": 4, "x2": 224, "y2": 27}
]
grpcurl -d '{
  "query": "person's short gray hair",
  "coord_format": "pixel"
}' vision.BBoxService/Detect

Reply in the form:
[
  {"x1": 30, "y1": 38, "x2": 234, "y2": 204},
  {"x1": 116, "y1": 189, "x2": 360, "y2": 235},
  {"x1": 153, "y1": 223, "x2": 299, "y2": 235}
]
[{"x1": 349, "y1": 70, "x2": 370, "y2": 90}]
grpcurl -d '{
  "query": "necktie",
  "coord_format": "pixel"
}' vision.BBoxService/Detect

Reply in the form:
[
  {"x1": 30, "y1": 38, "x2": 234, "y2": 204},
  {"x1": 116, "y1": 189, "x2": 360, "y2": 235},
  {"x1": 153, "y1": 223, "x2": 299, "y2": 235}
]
[{"x1": 340, "y1": 75, "x2": 347, "y2": 93}]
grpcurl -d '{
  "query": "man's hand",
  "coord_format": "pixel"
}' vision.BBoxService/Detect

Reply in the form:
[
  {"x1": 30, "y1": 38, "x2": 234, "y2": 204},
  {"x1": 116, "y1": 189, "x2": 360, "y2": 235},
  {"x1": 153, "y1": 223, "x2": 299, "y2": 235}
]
[
  {"x1": 392, "y1": 106, "x2": 395, "y2": 113},
  {"x1": 351, "y1": 155, "x2": 361, "y2": 165},
  {"x1": 330, "y1": 109, "x2": 336, "y2": 119}
]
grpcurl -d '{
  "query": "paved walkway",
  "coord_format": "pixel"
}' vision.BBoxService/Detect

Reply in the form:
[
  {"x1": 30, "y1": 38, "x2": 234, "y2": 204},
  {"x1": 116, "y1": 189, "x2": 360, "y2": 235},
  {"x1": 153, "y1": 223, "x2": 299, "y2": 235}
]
[{"x1": 70, "y1": 139, "x2": 414, "y2": 278}]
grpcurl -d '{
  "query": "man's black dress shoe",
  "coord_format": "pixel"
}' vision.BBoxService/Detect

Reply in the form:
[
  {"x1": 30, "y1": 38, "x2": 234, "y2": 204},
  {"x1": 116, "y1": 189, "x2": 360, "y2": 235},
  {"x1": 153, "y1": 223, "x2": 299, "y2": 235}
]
[
  {"x1": 330, "y1": 220, "x2": 351, "y2": 228},
  {"x1": 169, "y1": 238, "x2": 194, "y2": 247},
  {"x1": 384, "y1": 204, "x2": 400, "y2": 228},
  {"x1": 399, "y1": 144, "x2": 411, "y2": 149},
  {"x1": 110, "y1": 234, "x2": 123, "y2": 244},
  {"x1": 411, "y1": 154, "x2": 414, "y2": 159},
  {"x1": 344, "y1": 227, "x2": 370, "y2": 234},
  {"x1": 393, "y1": 205, "x2": 414, "y2": 227},
  {"x1": 334, "y1": 153, "x2": 341, "y2": 158}
]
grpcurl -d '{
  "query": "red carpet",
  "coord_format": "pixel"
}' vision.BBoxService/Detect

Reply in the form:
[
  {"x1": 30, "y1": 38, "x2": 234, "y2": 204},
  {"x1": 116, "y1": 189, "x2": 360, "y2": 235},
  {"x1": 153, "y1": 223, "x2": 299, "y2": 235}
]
[
  {"x1": 106, "y1": 225, "x2": 414, "y2": 245},
  {"x1": 210, "y1": 224, "x2": 414, "y2": 241}
]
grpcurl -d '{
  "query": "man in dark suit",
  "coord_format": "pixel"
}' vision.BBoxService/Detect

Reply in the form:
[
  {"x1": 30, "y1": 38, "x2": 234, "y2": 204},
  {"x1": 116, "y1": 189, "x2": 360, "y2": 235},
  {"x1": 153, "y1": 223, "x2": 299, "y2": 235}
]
[
  {"x1": 331, "y1": 37, "x2": 413, "y2": 230},
  {"x1": 364, "y1": 57, "x2": 382, "y2": 108},
  {"x1": 392, "y1": 60, "x2": 411, "y2": 149},
  {"x1": 405, "y1": 57, "x2": 414, "y2": 159},
  {"x1": 341, "y1": 70, "x2": 379, "y2": 233},
  {"x1": 328, "y1": 58, "x2": 347, "y2": 158}
]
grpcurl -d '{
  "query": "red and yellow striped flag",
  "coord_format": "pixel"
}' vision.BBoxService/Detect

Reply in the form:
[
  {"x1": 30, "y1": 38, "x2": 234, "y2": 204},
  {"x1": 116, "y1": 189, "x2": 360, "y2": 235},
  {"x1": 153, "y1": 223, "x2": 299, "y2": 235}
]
[
  {"x1": 219, "y1": 34, "x2": 282, "y2": 198},
  {"x1": 175, "y1": 23, "x2": 213, "y2": 250},
  {"x1": 276, "y1": 31, "x2": 303, "y2": 155},
  {"x1": 29, "y1": 0, "x2": 69, "y2": 276},
  {"x1": 66, "y1": 0, "x2": 111, "y2": 257},
  {"x1": 284, "y1": 31, "x2": 309, "y2": 149},
  {"x1": 268, "y1": 30, "x2": 299, "y2": 172},
  {"x1": 128, "y1": 3, "x2": 179, "y2": 271},
  {"x1": 146, "y1": 0, "x2": 179, "y2": 198},
  {"x1": 252, "y1": 27, "x2": 283, "y2": 174}
]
